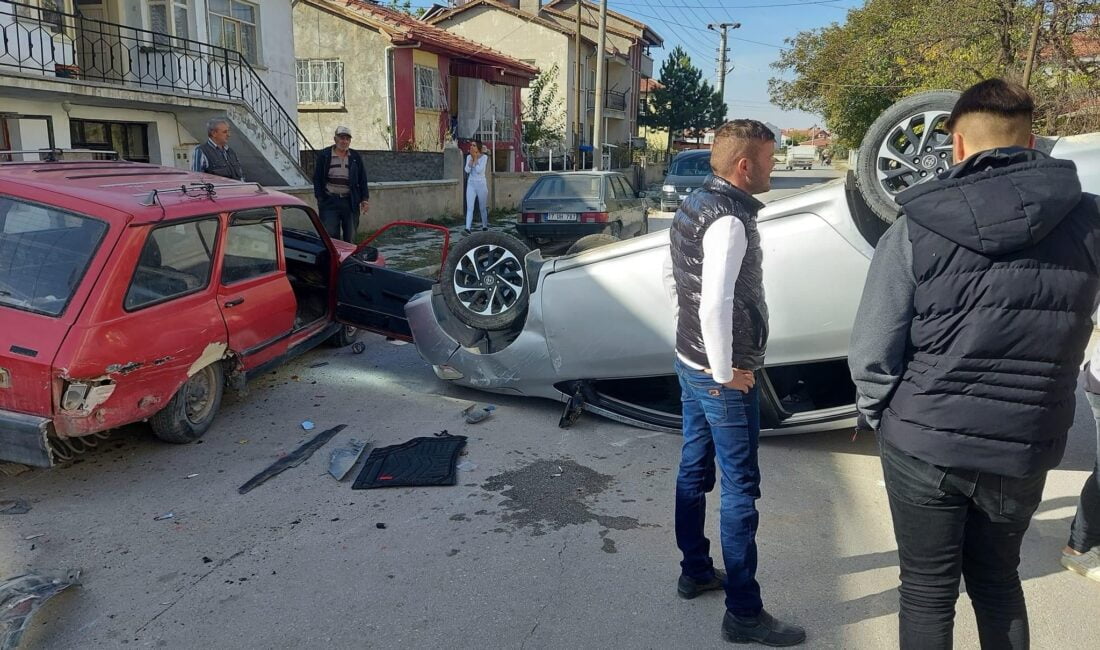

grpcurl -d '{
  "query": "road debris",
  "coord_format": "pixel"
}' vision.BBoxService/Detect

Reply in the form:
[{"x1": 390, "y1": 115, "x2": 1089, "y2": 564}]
[
  {"x1": 301, "y1": 420, "x2": 315, "y2": 431},
  {"x1": 22, "y1": 535, "x2": 44, "y2": 541},
  {"x1": 352, "y1": 434, "x2": 468, "y2": 489},
  {"x1": 184, "y1": 473, "x2": 199, "y2": 479},
  {"x1": 238, "y1": 424, "x2": 347, "y2": 494},
  {"x1": 328, "y1": 438, "x2": 370, "y2": 481},
  {"x1": 351, "y1": 342, "x2": 366, "y2": 354},
  {"x1": 309, "y1": 362, "x2": 329, "y2": 369},
  {"x1": 550, "y1": 465, "x2": 564, "y2": 478},
  {"x1": 456, "y1": 461, "x2": 478, "y2": 471},
  {"x1": 0, "y1": 500, "x2": 31, "y2": 515},
  {"x1": 0, "y1": 570, "x2": 81, "y2": 650},
  {"x1": 0, "y1": 463, "x2": 30, "y2": 478},
  {"x1": 376, "y1": 523, "x2": 387, "y2": 529},
  {"x1": 462, "y1": 403, "x2": 496, "y2": 424},
  {"x1": 153, "y1": 512, "x2": 174, "y2": 521}
]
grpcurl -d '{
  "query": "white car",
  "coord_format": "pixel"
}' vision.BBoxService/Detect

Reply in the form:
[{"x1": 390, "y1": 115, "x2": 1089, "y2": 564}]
[{"x1": 405, "y1": 92, "x2": 1100, "y2": 434}]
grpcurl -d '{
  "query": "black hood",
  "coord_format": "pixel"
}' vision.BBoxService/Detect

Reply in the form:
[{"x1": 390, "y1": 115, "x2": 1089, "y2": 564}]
[{"x1": 896, "y1": 148, "x2": 1082, "y2": 256}]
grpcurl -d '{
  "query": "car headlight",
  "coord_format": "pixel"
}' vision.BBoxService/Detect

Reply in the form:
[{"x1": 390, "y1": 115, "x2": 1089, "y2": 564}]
[{"x1": 662, "y1": 184, "x2": 676, "y2": 193}]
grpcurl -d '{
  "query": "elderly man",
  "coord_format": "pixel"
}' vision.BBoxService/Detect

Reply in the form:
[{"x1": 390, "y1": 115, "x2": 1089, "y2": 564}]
[
  {"x1": 191, "y1": 117, "x2": 244, "y2": 181},
  {"x1": 313, "y1": 125, "x2": 370, "y2": 242}
]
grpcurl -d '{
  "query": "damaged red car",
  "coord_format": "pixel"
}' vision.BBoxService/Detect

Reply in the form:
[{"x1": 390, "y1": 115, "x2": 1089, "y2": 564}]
[{"x1": 0, "y1": 157, "x2": 445, "y2": 467}]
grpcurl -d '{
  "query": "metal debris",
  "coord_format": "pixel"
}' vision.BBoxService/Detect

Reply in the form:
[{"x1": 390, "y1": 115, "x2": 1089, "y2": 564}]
[
  {"x1": 153, "y1": 512, "x2": 174, "y2": 521},
  {"x1": 1, "y1": 570, "x2": 81, "y2": 650},
  {"x1": 329, "y1": 438, "x2": 370, "y2": 481},
  {"x1": 238, "y1": 424, "x2": 347, "y2": 494},
  {"x1": 0, "y1": 500, "x2": 30, "y2": 515}
]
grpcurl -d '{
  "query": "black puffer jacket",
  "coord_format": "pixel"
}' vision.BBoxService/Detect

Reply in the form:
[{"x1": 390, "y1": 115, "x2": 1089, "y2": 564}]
[{"x1": 670, "y1": 174, "x2": 769, "y2": 370}]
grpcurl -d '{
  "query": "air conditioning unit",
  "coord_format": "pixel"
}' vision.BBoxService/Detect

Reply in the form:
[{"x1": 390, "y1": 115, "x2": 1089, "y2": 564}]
[{"x1": 172, "y1": 145, "x2": 194, "y2": 170}]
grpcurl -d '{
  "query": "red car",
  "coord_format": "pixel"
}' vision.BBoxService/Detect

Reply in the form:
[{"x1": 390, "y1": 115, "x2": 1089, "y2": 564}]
[{"x1": 0, "y1": 157, "x2": 447, "y2": 467}]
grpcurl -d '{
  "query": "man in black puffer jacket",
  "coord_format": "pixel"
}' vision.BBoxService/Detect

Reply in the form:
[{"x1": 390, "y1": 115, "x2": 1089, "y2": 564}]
[{"x1": 850, "y1": 79, "x2": 1100, "y2": 649}]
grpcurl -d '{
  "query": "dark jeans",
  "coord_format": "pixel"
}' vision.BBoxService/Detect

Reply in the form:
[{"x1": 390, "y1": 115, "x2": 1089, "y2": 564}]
[
  {"x1": 880, "y1": 438, "x2": 1047, "y2": 650},
  {"x1": 1068, "y1": 393, "x2": 1100, "y2": 552},
  {"x1": 674, "y1": 359, "x2": 763, "y2": 617},
  {"x1": 319, "y1": 194, "x2": 358, "y2": 243}
]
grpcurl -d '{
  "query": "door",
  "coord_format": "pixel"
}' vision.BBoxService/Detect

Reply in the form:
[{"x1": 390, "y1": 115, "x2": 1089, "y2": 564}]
[
  {"x1": 75, "y1": 0, "x2": 123, "y2": 82},
  {"x1": 614, "y1": 174, "x2": 644, "y2": 234},
  {"x1": 217, "y1": 208, "x2": 296, "y2": 370},
  {"x1": 334, "y1": 222, "x2": 451, "y2": 341}
]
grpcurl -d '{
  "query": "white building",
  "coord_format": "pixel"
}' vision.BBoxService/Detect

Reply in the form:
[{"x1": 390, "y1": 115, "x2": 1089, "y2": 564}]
[{"x1": 0, "y1": 0, "x2": 307, "y2": 184}]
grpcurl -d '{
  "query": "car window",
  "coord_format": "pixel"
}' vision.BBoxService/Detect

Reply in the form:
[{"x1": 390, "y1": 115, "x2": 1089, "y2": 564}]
[
  {"x1": 614, "y1": 176, "x2": 634, "y2": 198},
  {"x1": 0, "y1": 195, "x2": 108, "y2": 317},
  {"x1": 669, "y1": 155, "x2": 711, "y2": 176},
  {"x1": 125, "y1": 218, "x2": 218, "y2": 311},
  {"x1": 222, "y1": 212, "x2": 279, "y2": 284},
  {"x1": 527, "y1": 175, "x2": 601, "y2": 199},
  {"x1": 281, "y1": 206, "x2": 322, "y2": 239}
]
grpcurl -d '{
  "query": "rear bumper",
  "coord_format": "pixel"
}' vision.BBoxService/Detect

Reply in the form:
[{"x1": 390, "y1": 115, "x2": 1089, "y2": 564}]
[
  {"x1": 514, "y1": 223, "x2": 610, "y2": 241},
  {"x1": 0, "y1": 409, "x2": 53, "y2": 467}
]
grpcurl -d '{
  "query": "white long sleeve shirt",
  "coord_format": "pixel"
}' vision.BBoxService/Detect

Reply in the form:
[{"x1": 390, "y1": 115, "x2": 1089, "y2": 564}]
[
  {"x1": 663, "y1": 215, "x2": 749, "y2": 385},
  {"x1": 464, "y1": 154, "x2": 488, "y2": 184}
]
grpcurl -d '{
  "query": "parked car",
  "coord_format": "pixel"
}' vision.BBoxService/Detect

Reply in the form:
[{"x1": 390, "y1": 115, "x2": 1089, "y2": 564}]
[
  {"x1": 405, "y1": 91, "x2": 1100, "y2": 435},
  {"x1": 660, "y1": 150, "x2": 711, "y2": 212},
  {"x1": 785, "y1": 144, "x2": 816, "y2": 170},
  {"x1": 515, "y1": 171, "x2": 648, "y2": 250},
  {"x1": 0, "y1": 158, "x2": 446, "y2": 467}
]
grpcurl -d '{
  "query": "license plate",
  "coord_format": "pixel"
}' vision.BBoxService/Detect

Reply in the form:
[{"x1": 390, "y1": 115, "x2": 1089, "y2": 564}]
[
  {"x1": 678, "y1": 194, "x2": 687, "y2": 200},
  {"x1": 545, "y1": 213, "x2": 578, "y2": 222}
]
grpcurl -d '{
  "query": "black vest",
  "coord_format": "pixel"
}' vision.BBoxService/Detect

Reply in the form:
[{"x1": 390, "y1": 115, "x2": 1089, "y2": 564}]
[
  {"x1": 670, "y1": 174, "x2": 768, "y2": 370},
  {"x1": 198, "y1": 140, "x2": 244, "y2": 180},
  {"x1": 883, "y1": 150, "x2": 1100, "y2": 478}
]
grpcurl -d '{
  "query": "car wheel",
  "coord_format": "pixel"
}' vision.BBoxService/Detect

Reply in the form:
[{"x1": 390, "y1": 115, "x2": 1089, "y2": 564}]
[
  {"x1": 566, "y1": 233, "x2": 620, "y2": 254},
  {"x1": 327, "y1": 324, "x2": 360, "y2": 347},
  {"x1": 441, "y1": 231, "x2": 530, "y2": 331},
  {"x1": 607, "y1": 222, "x2": 623, "y2": 238},
  {"x1": 856, "y1": 90, "x2": 961, "y2": 223},
  {"x1": 636, "y1": 214, "x2": 649, "y2": 236},
  {"x1": 150, "y1": 363, "x2": 225, "y2": 444}
]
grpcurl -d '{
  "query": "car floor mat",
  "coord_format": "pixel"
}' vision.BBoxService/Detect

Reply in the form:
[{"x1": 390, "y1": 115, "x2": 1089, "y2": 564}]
[{"x1": 352, "y1": 434, "x2": 468, "y2": 489}]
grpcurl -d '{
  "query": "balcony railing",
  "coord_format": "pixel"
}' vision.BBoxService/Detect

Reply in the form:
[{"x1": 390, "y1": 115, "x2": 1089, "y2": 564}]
[
  {"x1": 0, "y1": 1, "x2": 313, "y2": 174},
  {"x1": 587, "y1": 89, "x2": 628, "y2": 112}
]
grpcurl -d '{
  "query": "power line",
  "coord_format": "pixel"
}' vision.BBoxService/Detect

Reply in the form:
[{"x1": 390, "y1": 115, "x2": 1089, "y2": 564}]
[
  {"x1": 626, "y1": 6, "x2": 788, "y2": 49},
  {"x1": 611, "y1": 0, "x2": 849, "y2": 10}
]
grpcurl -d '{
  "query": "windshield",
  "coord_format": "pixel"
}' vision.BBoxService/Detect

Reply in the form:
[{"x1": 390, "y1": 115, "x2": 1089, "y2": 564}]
[
  {"x1": 527, "y1": 175, "x2": 602, "y2": 200},
  {"x1": 669, "y1": 155, "x2": 711, "y2": 176},
  {"x1": 0, "y1": 196, "x2": 107, "y2": 317}
]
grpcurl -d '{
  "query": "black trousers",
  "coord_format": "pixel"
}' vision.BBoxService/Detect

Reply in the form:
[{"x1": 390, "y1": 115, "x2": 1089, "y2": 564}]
[{"x1": 319, "y1": 194, "x2": 358, "y2": 243}]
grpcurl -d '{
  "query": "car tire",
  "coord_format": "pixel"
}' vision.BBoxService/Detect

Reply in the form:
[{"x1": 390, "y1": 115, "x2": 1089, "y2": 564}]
[
  {"x1": 441, "y1": 231, "x2": 530, "y2": 331},
  {"x1": 566, "y1": 233, "x2": 620, "y2": 254},
  {"x1": 150, "y1": 362, "x2": 225, "y2": 444},
  {"x1": 327, "y1": 324, "x2": 360, "y2": 347},
  {"x1": 856, "y1": 90, "x2": 961, "y2": 223},
  {"x1": 636, "y1": 214, "x2": 649, "y2": 236}
]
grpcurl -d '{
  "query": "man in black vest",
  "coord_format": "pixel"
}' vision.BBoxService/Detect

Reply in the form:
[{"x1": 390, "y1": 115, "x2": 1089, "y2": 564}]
[
  {"x1": 313, "y1": 126, "x2": 370, "y2": 242},
  {"x1": 192, "y1": 117, "x2": 244, "y2": 181},
  {"x1": 850, "y1": 79, "x2": 1100, "y2": 649},
  {"x1": 665, "y1": 120, "x2": 805, "y2": 647}
]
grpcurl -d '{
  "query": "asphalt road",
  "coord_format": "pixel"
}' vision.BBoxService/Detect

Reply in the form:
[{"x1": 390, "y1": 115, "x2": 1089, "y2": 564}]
[{"x1": 2, "y1": 328, "x2": 1098, "y2": 648}]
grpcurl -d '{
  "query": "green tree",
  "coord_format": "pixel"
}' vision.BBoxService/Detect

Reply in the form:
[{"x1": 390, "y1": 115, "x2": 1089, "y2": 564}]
[
  {"x1": 387, "y1": 0, "x2": 426, "y2": 18},
  {"x1": 769, "y1": 0, "x2": 1099, "y2": 147},
  {"x1": 640, "y1": 47, "x2": 728, "y2": 152},
  {"x1": 522, "y1": 64, "x2": 565, "y2": 148}
]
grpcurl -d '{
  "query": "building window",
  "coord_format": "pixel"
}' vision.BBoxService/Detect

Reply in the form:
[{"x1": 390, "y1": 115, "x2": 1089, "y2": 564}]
[
  {"x1": 296, "y1": 59, "x2": 344, "y2": 106},
  {"x1": 70, "y1": 120, "x2": 150, "y2": 163},
  {"x1": 148, "y1": 0, "x2": 190, "y2": 47},
  {"x1": 16, "y1": 0, "x2": 71, "y2": 34},
  {"x1": 414, "y1": 64, "x2": 446, "y2": 111},
  {"x1": 478, "y1": 84, "x2": 513, "y2": 141},
  {"x1": 208, "y1": 0, "x2": 258, "y2": 64}
]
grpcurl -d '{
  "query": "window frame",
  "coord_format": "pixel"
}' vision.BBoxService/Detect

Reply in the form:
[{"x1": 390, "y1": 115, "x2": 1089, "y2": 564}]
[
  {"x1": 220, "y1": 210, "x2": 280, "y2": 286},
  {"x1": 207, "y1": 0, "x2": 260, "y2": 64},
  {"x1": 123, "y1": 216, "x2": 220, "y2": 313},
  {"x1": 146, "y1": 0, "x2": 191, "y2": 47},
  {"x1": 414, "y1": 64, "x2": 446, "y2": 111},
  {"x1": 296, "y1": 58, "x2": 345, "y2": 108}
]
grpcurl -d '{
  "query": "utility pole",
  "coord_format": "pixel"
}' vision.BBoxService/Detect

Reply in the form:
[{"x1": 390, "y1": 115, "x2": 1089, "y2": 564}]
[
  {"x1": 707, "y1": 22, "x2": 740, "y2": 101},
  {"x1": 575, "y1": 0, "x2": 582, "y2": 170},
  {"x1": 592, "y1": 0, "x2": 608, "y2": 170},
  {"x1": 1022, "y1": 0, "x2": 1044, "y2": 88}
]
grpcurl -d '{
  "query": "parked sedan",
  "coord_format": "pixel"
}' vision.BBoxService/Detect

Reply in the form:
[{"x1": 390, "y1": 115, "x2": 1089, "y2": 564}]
[
  {"x1": 0, "y1": 157, "x2": 444, "y2": 467},
  {"x1": 515, "y1": 171, "x2": 648, "y2": 249},
  {"x1": 407, "y1": 92, "x2": 1100, "y2": 435}
]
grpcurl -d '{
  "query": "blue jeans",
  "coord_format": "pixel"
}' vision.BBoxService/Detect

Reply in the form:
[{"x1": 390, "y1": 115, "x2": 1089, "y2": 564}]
[{"x1": 674, "y1": 359, "x2": 763, "y2": 617}]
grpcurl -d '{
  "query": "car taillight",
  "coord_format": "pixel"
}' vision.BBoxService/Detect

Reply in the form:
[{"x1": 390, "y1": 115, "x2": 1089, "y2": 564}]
[
  {"x1": 580, "y1": 212, "x2": 609, "y2": 223},
  {"x1": 521, "y1": 212, "x2": 541, "y2": 223}
]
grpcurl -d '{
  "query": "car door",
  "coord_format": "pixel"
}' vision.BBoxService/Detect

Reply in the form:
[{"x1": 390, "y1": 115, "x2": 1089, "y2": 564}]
[
  {"x1": 602, "y1": 176, "x2": 623, "y2": 233},
  {"x1": 615, "y1": 175, "x2": 644, "y2": 233},
  {"x1": 334, "y1": 221, "x2": 450, "y2": 341},
  {"x1": 217, "y1": 207, "x2": 297, "y2": 371}
]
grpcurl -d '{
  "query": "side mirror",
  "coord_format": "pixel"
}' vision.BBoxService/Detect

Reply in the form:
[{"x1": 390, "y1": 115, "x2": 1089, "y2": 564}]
[
  {"x1": 357, "y1": 245, "x2": 379, "y2": 262},
  {"x1": 662, "y1": 168, "x2": 668, "y2": 175},
  {"x1": 637, "y1": 192, "x2": 646, "y2": 199}
]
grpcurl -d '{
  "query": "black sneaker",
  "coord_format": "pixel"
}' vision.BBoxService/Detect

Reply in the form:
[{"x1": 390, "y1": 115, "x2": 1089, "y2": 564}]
[
  {"x1": 481, "y1": 226, "x2": 489, "y2": 232},
  {"x1": 463, "y1": 228, "x2": 471, "y2": 235},
  {"x1": 677, "y1": 569, "x2": 726, "y2": 599},
  {"x1": 722, "y1": 609, "x2": 805, "y2": 647}
]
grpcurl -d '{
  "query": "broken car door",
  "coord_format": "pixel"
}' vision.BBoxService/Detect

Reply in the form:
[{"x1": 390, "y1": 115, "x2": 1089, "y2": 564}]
[{"x1": 217, "y1": 208, "x2": 296, "y2": 370}]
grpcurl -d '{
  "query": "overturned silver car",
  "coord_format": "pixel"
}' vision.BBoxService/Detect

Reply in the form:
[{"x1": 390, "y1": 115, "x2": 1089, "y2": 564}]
[{"x1": 405, "y1": 92, "x2": 1100, "y2": 434}]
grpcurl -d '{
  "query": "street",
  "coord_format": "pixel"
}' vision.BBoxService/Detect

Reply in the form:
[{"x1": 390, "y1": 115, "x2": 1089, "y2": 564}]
[{"x1": 2, "y1": 326, "x2": 1098, "y2": 648}]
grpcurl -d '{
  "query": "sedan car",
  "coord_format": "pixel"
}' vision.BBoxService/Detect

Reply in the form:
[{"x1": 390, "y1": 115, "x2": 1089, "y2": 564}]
[
  {"x1": 0, "y1": 156, "x2": 444, "y2": 466},
  {"x1": 407, "y1": 92, "x2": 1100, "y2": 435},
  {"x1": 515, "y1": 171, "x2": 648, "y2": 249}
]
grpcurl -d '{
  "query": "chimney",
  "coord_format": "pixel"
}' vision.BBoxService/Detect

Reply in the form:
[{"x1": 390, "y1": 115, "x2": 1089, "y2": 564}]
[{"x1": 519, "y1": 0, "x2": 542, "y2": 15}]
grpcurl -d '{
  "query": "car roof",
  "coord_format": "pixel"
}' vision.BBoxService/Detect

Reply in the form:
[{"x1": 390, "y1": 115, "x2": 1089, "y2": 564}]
[
  {"x1": 0, "y1": 160, "x2": 302, "y2": 225},
  {"x1": 672, "y1": 150, "x2": 710, "y2": 159}
]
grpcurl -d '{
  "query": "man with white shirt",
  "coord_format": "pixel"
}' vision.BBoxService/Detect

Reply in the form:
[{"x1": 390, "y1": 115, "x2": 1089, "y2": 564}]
[{"x1": 666, "y1": 120, "x2": 804, "y2": 647}]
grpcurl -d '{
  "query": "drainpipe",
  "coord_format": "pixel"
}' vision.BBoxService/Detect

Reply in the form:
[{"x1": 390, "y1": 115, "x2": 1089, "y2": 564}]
[{"x1": 385, "y1": 42, "x2": 422, "y2": 151}]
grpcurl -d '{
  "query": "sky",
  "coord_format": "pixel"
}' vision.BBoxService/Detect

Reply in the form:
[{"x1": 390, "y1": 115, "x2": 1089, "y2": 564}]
[{"x1": 405, "y1": 0, "x2": 868, "y2": 130}]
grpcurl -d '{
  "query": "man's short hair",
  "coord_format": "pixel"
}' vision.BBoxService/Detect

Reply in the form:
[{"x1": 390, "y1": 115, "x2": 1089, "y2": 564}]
[
  {"x1": 945, "y1": 79, "x2": 1034, "y2": 132},
  {"x1": 711, "y1": 119, "x2": 776, "y2": 173},
  {"x1": 206, "y1": 117, "x2": 229, "y2": 136}
]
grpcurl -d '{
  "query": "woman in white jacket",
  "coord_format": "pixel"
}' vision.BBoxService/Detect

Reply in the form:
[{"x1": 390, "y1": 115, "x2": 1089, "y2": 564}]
[{"x1": 464, "y1": 140, "x2": 489, "y2": 234}]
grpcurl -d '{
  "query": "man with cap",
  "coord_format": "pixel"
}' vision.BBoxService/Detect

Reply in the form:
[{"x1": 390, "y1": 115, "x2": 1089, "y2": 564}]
[{"x1": 313, "y1": 126, "x2": 370, "y2": 242}]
